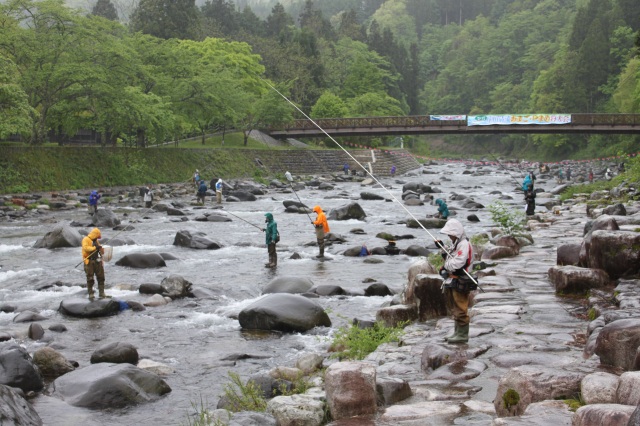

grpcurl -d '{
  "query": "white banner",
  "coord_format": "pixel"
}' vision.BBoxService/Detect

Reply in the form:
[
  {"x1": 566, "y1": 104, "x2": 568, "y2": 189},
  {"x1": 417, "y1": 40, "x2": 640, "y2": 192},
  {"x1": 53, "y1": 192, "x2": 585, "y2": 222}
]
[
  {"x1": 467, "y1": 114, "x2": 571, "y2": 126},
  {"x1": 430, "y1": 115, "x2": 466, "y2": 121}
]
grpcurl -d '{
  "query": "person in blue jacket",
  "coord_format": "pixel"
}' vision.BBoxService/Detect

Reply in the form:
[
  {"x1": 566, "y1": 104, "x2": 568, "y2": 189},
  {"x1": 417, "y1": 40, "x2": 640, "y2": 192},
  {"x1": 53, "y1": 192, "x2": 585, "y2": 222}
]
[
  {"x1": 196, "y1": 180, "x2": 207, "y2": 204},
  {"x1": 263, "y1": 212, "x2": 278, "y2": 268},
  {"x1": 88, "y1": 190, "x2": 101, "y2": 215},
  {"x1": 434, "y1": 198, "x2": 449, "y2": 219}
]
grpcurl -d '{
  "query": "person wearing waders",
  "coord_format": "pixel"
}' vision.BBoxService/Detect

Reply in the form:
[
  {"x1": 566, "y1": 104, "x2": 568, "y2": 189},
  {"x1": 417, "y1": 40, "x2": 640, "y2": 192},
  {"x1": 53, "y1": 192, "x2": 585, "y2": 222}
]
[
  {"x1": 143, "y1": 186, "x2": 153, "y2": 208},
  {"x1": 524, "y1": 183, "x2": 536, "y2": 216},
  {"x1": 81, "y1": 228, "x2": 107, "y2": 300},
  {"x1": 436, "y1": 219, "x2": 473, "y2": 344},
  {"x1": 263, "y1": 213, "x2": 278, "y2": 268},
  {"x1": 215, "y1": 179, "x2": 223, "y2": 204},
  {"x1": 434, "y1": 198, "x2": 449, "y2": 219},
  {"x1": 88, "y1": 190, "x2": 101, "y2": 215},
  {"x1": 312, "y1": 206, "x2": 330, "y2": 258},
  {"x1": 197, "y1": 180, "x2": 207, "y2": 205}
]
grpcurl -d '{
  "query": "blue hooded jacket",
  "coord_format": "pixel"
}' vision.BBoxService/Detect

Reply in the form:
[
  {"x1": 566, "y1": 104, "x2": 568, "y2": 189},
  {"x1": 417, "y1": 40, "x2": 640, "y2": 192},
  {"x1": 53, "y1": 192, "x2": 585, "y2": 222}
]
[{"x1": 435, "y1": 199, "x2": 449, "y2": 219}]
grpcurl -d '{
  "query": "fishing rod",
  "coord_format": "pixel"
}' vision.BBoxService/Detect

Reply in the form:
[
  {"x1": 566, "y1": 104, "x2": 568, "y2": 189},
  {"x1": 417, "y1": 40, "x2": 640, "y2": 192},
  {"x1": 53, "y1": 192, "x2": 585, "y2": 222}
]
[
  {"x1": 224, "y1": 210, "x2": 264, "y2": 231},
  {"x1": 284, "y1": 171, "x2": 313, "y2": 223},
  {"x1": 477, "y1": 140, "x2": 526, "y2": 190},
  {"x1": 261, "y1": 78, "x2": 483, "y2": 291}
]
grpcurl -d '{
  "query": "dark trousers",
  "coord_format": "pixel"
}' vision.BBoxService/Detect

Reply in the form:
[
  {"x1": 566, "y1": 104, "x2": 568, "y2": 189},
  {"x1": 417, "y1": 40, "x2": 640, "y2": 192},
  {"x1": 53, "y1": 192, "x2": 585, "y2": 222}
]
[
  {"x1": 84, "y1": 259, "x2": 105, "y2": 297},
  {"x1": 315, "y1": 227, "x2": 325, "y2": 256},
  {"x1": 444, "y1": 288, "x2": 470, "y2": 327},
  {"x1": 268, "y1": 243, "x2": 277, "y2": 266}
]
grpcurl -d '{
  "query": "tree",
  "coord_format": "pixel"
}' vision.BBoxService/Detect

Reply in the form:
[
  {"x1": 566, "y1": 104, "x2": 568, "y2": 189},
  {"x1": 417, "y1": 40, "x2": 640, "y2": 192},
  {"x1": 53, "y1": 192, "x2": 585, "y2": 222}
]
[
  {"x1": 129, "y1": 0, "x2": 202, "y2": 40},
  {"x1": 240, "y1": 84, "x2": 294, "y2": 146},
  {"x1": 201, "y1": 0, "x2": 239, "y2": 37},
  {"x1": 0, "y1": 55, "x2": 35, "y2": 139},
  {"x1": 91, "y1": 0, "x2": 118, "y2": 21},
  {"x1": 310, "y1": 92, "x2": 348, "y2": 118},
  {"x1": 266, "y1": 3, "x2": 293, "y2": 39},
  {"x1": 347, "y1": 92, "x2": 405, "y2": 117}
]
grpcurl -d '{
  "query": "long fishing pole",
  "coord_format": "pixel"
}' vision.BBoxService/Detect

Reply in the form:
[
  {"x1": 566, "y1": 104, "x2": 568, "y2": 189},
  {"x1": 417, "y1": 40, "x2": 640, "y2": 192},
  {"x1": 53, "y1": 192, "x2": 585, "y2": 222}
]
[
  {"x1": 262, "y1": 79, "x2": 482, "y2": 291},
  {"x1": 478, "y1": 140, "x2": 525, "y2": 190},
  {"x1": 224, "y1": 210, "x2": 264, "y2": 231},
  {"x1": 284, "y1": 171, "x2": 313, "y2": 223}
]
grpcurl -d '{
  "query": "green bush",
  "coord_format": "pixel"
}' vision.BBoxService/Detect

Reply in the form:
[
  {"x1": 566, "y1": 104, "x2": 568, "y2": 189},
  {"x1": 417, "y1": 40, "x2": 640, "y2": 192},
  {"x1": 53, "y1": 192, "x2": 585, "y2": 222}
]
[
  {"x1": 428, "y1": 251, "x2": 444, "y2": 270},
  {"x1": 221, "y1": 372, "x2": 267, "y2": 413},
  {"x1": 330, "y1": 321, "x2": 406, "y2": 360},
  {"x1": 488, "y1": 201, "x2": 526, "y2": 236}
]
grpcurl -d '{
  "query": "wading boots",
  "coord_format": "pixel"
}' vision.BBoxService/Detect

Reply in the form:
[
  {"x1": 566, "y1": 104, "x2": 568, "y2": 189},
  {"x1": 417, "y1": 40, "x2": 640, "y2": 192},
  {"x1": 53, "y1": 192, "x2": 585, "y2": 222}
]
[{"x1": 446, "y1": 324, "x2": 469, "y2": 344}]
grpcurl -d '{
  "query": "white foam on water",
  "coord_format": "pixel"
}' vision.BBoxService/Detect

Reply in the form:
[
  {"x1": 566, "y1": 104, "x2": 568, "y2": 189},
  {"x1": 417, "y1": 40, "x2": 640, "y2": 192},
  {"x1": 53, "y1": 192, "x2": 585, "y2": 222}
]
[
  {"x1": 0, "y1": 268, "x2": 44, "y2": 283},
  {"x1": 214, "y1": 295, "x2": 266, "y2": 318},
  {"x1": 170, "y1": 311, "x2": 239, "y2": 331},
  {"x1": 0, "y1": 244, "x2": 25, "y2": 254}
]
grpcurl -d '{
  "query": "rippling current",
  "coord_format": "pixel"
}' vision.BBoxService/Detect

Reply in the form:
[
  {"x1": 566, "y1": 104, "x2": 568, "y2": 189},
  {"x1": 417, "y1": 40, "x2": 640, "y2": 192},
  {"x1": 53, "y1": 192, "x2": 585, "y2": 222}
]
[{"x1": 0, "y1": 162, "x2": 528, "y2": 425}]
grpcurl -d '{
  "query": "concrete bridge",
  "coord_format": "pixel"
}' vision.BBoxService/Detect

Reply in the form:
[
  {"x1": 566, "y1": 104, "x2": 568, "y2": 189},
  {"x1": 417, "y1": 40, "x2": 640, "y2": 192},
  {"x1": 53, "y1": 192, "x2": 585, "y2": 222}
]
[{"x1": 265, "y1": 113, "x2": 640, "y2": 139}]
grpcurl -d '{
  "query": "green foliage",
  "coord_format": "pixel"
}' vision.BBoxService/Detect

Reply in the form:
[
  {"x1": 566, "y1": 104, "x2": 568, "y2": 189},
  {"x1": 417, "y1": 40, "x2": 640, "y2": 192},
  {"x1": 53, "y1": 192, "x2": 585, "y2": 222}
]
[
  {"x1": 502, "y1": 389, "x2": 520, "y2": 409},
  {"x1": 330, "y1": 321, "x2": 406, "y2": 360},
  {"x1": 587, "y1": 308, "x2": 597, "y2": 321},
  {"x1": 563, "y1": 394, "x2": 585, "y2": 412},
  {"x1": 428, "y1": 251, "x2": 444, "y2": 270},
  {"x1": 222, "y1": 372, "x2": 267, "y2": 413},
  {"x1": 488, "y1": 201, "x2": 526, "y2": 236}
]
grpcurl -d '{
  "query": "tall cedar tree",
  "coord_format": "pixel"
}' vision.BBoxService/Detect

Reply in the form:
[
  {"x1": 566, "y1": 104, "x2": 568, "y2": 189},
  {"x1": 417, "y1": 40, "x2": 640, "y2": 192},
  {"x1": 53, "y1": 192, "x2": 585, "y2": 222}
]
[
  {"x1": 91, "y1": 0, "x2": 118, "y2": 21},
  {"x1": 130, "y1": 0, "x2": 201, "y2": 40}
]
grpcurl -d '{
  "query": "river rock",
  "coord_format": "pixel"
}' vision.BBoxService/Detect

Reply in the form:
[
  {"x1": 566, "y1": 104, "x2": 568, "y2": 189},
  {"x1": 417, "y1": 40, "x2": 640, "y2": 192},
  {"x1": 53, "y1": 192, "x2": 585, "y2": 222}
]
[
  {"x1": 51, "y1": 363, "x2": 171, "y2": 408},
  {"x1": 312, "y1": 285, "x2": 346, "y2": 296},
  {"x1": 166, "y1": 207, "x2": 185, "y2": 216},
  {"x1": 238, "y1": 294, "x2": 331, "y2": 332},
  {"x1": 595, "y1": 318, "x2": 640, "y2": 371},
  {"x1": 91, "y1": 342, "x2": 139, "y2": 365},
  {"x1": 0, "y1": 384, "x2": 42, "y2": 426},
  {"x1": 327, "y1": 203, "x2": 366, "y2": 221},
  {"x1": 139, "y1": 283, "x2": 165, "y2": 294},
  {"x1": 572, "y1": 404, "x2": 635, "y2": 426},
  {"x1": 404, "y1": 245, "x2": 429, "y2": 256},
  {"x1": 421, "y1": 343, "x2": 491, "y2": 373},
  {"x1": 32, "y1": 347, "x2": 75, "y2": 379},
  {"x1": 283, "y1": 200, "x2": 309, "y2": 209},
  {"x1": 376, "y1": 376, "x2": 412, "y2": 406},
  {"x1": 228, "y1": 191, "x2": 257, "y2": 201},
  {"x1": 0, "y1": 344, "x2": 44, "y2": 392},
  {"x1": 91, "y1": 209, "x2": 121, "y2": 227},
  {"x1": 603, "y1": 203, "x2": 627, "y2": 216},
  {"x1": 267, "y1": 394, "x2": 324, "y2": 426},
  {"x1": 629, "y1": 404, "x2": 640, "y2": 426},
  {"x1": 547, "y1": 266, "x2": 610, "y2": 294},
  {"x1": 616, "y1": 372, "x2": 640, "y2": 405},
  {"x1": 205, "y1": 214, "x2": 232, "y2": 222},
  {"x1": 494, "y1": 365, "x2": 585, "y2": 417},
  {"x1": 406, "y1": 218, "x2": 446, "y2": 229},
  {"x1": 588, "y1": 231, "x2": 640, "y2": 279},
  {"x1": 360, "y1": 192, "x2": 384, "y2": 200},
  {"x1": 262, "y1": 276, "x2": 314, "y2": 295},
  {"x1": 579, "y1": 215, "x2": 620, "y2": 266},
  {"x1": 115, "y1": 253, "x2": 167, "y2": 268},
  {"x1": 160, "y1": 275, "x2": 192, "y2": 298},
  {"x1": 229, "y1": 411, "x2": 277, "y2": 425},
  {"x1": 482, "y1": 245, "x2": 519, "y2": 260},
  {"x1": 557, "y1": 243, "x2": 581, "y2": 266},
  {"x1": 28, "y1": 323, "x2": 45, "y2": 340},
  {"x1": 402, "y1": 183, "x2": 433, "y2": 193},
  {"x1": 325, "y1": 361, "x2": 377, "y2": 420},
  {"x1": 173, "y1": 230, "x2": 222, "y2": 249},
  {"x1": 296, "y1": 353, "x2": 324, "y2": 375},
  {"x1": 580, "y1": 372, "x2": 619, "y2": 405},
  {"x1": 405, "y1": 274, "x2": 447, "y2": 321},
  {"x1": 137, "y1": 359, "x2": 174, "y2": 376},
  {"x1": 380, "y1": 401, "x2": 461, "y2": 423},
  {"x1": 376, "y1": 305, "x2": 418, "y2": 328},
  {"x1": 13, "y1": 311, "x2": 46, "y2": 323},
  {"x1": 365, "y1": 283, "x2": 393, "y2": 296},
  {"x1": 32, "y1": 225, "x2": 82, "y2": 248},
  {"x1": 428, "y1": 359, "x2": 487, "y2": 382},
  {"x1": 59, "y1": 298, "x2": 120, "y2": 318},
  {"x1": 405, "y1": 198, "x2": 424, "y2": 206}
]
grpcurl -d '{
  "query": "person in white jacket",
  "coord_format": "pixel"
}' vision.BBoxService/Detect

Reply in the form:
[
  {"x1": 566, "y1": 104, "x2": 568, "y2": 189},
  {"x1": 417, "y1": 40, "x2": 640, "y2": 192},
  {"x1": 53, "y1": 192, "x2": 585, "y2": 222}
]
[{"x1": 436, "y1": 219, "x2": 474, "y2": 344}]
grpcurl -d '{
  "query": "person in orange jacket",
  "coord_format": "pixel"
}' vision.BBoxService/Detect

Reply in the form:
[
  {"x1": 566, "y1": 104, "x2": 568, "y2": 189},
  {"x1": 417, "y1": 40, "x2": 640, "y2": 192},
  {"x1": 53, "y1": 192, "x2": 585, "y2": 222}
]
[
  {"x1": 81, "y1": 227, "x2": 106, "y2": 300},
  {"x1": 312, "y1": 205, "x2": 330, "y2": 258}
]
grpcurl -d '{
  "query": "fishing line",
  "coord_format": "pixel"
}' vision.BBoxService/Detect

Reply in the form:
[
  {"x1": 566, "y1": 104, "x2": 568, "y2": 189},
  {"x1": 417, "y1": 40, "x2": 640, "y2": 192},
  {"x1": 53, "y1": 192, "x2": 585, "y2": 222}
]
[
  {"x1": 261, "y1": 78, "x2": 481, "y2": 290},
  {"x1": 284, "y1": 171, "x2": 313, "y2": 223},
  {"x1": 478, "y1": 140, "x2": 526, "y2": 190},
  {"x1": 224, "y1": 210, "x2": 264, "y2": 231}
]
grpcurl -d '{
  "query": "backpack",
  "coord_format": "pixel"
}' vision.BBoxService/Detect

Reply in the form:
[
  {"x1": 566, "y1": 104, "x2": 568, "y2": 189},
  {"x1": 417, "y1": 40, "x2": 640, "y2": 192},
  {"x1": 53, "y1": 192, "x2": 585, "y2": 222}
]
[{"x1": 275, "y1": 231, "x2": 280, "y2": 243}]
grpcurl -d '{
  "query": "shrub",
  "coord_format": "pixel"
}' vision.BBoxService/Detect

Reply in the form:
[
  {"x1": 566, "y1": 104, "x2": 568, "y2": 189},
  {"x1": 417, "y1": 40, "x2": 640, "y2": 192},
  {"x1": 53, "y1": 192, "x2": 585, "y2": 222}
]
[
  {"x1": 488, "y1": 201, "x2": 526, "y2": 236},
  {"x1": 221, "y1": 372, "x2": 267, "y2": 413},
  {"x1": 330, "y1": 321, "x2": 406, "y2": 360}
]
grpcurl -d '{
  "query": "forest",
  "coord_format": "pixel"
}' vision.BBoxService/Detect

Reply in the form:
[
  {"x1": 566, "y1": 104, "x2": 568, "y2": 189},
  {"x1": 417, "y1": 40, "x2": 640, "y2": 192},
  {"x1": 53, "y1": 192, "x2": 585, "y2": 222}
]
[{"x1": 1, "y1": 0, "x2": 639, "y2": 159}]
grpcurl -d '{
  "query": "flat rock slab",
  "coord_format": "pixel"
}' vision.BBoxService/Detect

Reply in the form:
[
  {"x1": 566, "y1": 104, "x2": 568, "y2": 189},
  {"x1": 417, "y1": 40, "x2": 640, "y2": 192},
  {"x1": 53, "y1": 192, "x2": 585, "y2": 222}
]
[
  {"x1": 59, "y1": 298, "x2": 120, "y2": 318},
  {"x1": 380, "y1": 401, "x2": 461, "y2": 423},
  {"x1": 491, "y1": 352, "x2": 576, "y2": 368}
]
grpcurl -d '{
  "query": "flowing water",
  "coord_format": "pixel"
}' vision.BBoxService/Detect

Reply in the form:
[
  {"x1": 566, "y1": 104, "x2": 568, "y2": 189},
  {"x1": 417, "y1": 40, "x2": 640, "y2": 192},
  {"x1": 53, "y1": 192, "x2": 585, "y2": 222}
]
[{"x1": 0, "y1": 163, "x2": 528, "y2": 424}]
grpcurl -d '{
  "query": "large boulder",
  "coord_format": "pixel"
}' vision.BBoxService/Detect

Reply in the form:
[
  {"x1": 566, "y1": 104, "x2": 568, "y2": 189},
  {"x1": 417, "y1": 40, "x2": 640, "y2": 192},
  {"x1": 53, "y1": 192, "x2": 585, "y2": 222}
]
[
  {"x1": 32, "y1": 347, "x2": 75, "y2": 379},
  {"x1": 616, "y1": 371, "x2": 640, "y2": 406},
  {"x1": 327, "y1": 203, "x2": 367, "y2": 221},
  {"x1": 481, "y1": 245, "x2": 519, "y2": 260},
  {"x1": 376, "y1": 377, "x2": 412, "y2": 406},
  {"x1": 580, "y1": 372, "x2": 619, "y2": 405},
  {"x1": 173, "y1": 230, "x2": 222, "y2": 250},
  {"x1": 160, "y1": 275, "x2": 193, "y2": 298},
  {"x1": 376, "y1": 305, "x2": 418, "y2": 328},
  {"x1": 51, "y1": 363, "x2": 171, "y2": 408},
  {"x1": 556, "y1": 243, "x2": 581, "y2": 266},
  {"x1": 572, "y1": 404, "x2": 635, "y2": 426},
  {"x1": 266, "y1": 394, "x2": 325, "y2": 426},
  {"x1": 90, "y1": 342, "x2": 139, "y2": 365},
  {"x1": 595, "y1": 319, "x2": 640, "y2": 371},
  {"x1": 403, "y1": 274, "x2": 447, "y2": 321},
  {"x1": 360, "y1": 192, "x2": 385, "y2": 200},
  {"x1": 494, "y1": 365, "x2": 585, "y2": 417},
  {"x1": 325, "y1": 361, "x2": 377, "y2": 420},
  {"x1": 262, "y1": 276, "x2": 314, "y2": 295},
  {"x1": 228, "y1": 191, "x2": 257, "y2": 201},
  {"x1": 0, "y1": 384, "x2": 42, "y2": 426},
  {"x1": 32, "y1": 225, "x2": 82, "y2": 248},
  {"x1": 547, "y1": 266, "x2": 610, "y2": 294},
  {"x1": 579, "y1": 215, "x2": 620, "y2": 266},
  {"x1": 406, "y1": 218, "x2": 446, "y2": 229},
  {"x1": 115, "y1": 253, "x2": 167, "y2": 268},
  {"x1": 91, "y1": 209, "x2": 121, "y2": 227},
  {"x1": 238, "y1": 294, "x2": 331, "y2": 332},
  {"x1": 588, "y1": 231, "x2": 640, "y2": 279},
  {"x1": 0, "y1": 344, "x2": 44, "y2": 392},
  {"x1": 59, "y1": 298, "x2": 120, "y2": 318}
]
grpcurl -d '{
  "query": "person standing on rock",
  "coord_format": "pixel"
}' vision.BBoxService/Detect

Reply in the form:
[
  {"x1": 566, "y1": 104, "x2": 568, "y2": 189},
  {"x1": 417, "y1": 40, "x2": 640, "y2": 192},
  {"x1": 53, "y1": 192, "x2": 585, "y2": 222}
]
[
  {"x1": 312, "y1": 205, "x2": 330, "y2": 258},
  {"x1": 390, "y1": 165, "x2": 396, "y2": 177},
  {"x1": 434, "y1": 199, "x2": 449, "y2": 219},
  {"x1": 215, "y1": 179, "x2": 223, "y2": 204},
  {"x1": 197, "y1": 180, "x2": 207, "y2": 205},
  {"x1": 143, "y1": 186, "x2": 153, "y2": 208},
  {"x1": 81, "y1": 228, "x2": 107, "y2": 301},
  {"x1": 524, "y1": 183, "x2": 536, "y2": 216},
  {"x1": 438, "y1": 219, "x2": 473, "y2": 344},
  {"x1": 343, "y1": 163, "x2": 349, "y2": 175},
  {"x1": 88, "y1": 190, "x2": 101, "y2": 215},
  {"x1": 263, "y1": 212, "x2": 278, "y2": 268}
]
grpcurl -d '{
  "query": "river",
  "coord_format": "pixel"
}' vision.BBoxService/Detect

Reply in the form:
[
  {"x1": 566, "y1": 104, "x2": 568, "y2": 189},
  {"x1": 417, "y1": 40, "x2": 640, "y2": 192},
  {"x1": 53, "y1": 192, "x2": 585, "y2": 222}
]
[{"x1": 0, "y1": 162, "x2": 527, "y2": 424}]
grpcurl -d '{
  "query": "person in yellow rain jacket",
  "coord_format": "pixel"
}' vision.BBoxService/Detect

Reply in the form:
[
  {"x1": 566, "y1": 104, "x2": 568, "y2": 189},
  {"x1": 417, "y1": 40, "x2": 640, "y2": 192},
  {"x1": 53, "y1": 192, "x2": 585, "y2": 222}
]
[
  {"x1": 81, "y1": 228, "x2": 106, "y2": 300},
  {"x1": 312, "y1": 206, "x2": 330, "y2": 258}
]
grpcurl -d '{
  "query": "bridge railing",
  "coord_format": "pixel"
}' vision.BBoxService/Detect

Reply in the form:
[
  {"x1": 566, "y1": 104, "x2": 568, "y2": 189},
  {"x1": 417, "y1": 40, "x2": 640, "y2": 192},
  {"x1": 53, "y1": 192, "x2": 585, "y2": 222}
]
[{"x1": 267, "y1": 113, "x2": 640, "y2": 131}]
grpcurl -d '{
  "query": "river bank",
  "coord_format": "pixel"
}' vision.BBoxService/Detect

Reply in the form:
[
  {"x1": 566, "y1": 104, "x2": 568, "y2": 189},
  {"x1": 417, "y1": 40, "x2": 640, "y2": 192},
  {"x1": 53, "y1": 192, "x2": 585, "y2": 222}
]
[{"x1": 0, "y1": 160, "x2": 639, "y2": 425}]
